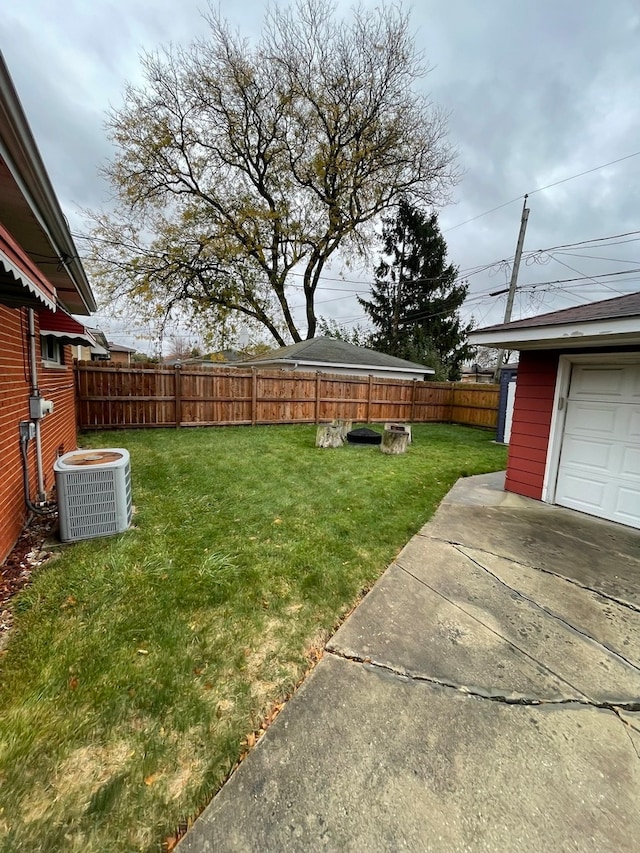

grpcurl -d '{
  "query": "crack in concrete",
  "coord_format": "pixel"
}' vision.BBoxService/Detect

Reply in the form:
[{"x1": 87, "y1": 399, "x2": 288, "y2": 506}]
[
  {"x1": 395, "y1": 560, "x2": 590, "y2": 702},
  {"x1": 417, "y1": 533, "x2": 640, "y2": 614},
  {"x1": 326, "y1": 648, "x2": 640, "y2": 715},
  {"x1": 423, "y1": 512, "x2": 640, "y2": 567},
  {"x1": 619, "y1": 717, "x2": 640, "y2": 760},
  {"x1": 454, "y1": 544, "x2": 640, "y2": 677}
]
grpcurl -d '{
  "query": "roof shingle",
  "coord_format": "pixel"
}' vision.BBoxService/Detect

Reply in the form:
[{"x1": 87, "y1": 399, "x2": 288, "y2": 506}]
[{"x1": 477, "y1": 291, "x2": 640, "y2": 333}]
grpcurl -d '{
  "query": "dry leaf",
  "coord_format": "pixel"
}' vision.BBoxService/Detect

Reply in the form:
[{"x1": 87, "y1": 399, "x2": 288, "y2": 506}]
[
  {"x1": 246, "y1": 732, "x2": 256, "y2": 748},
  {"x1": 69, "y1": 676, "x2": 79, "y2": 691},
  {"x1": 165, "y1": 836, "x2": 178, "y2": 852},
  {"x1": 273, "y1": 517, "x2": 282, "y2": 525},
  {"x1": 193, "y1": 667, "x2": 204, "y2": 676},
  {"x1": 61, "y1": 595, "x2": 77, "y2": 609},
  {"x1": 144, "y1": 773, "x2": 159, "y2": 786}
]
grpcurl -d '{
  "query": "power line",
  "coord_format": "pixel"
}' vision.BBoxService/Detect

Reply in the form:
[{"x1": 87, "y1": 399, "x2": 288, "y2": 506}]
[
  {"x1": 528, "y1": 151, "x2": 640, "y2": 196},
  {"x1": 516, "y1": 267, "x2": 640, "y2": 288},
  {"x1": 554, "y1": 251, "x2": 640, "y2": 265},
  {"x1": 539, "y1": 229, "x2": 640, "y2": 252},
  {"x1": 547, "y1": 255, "x2": 626, "y2": 297},
  {"x1": 443, "y1": 152, "x2": 640, "y2": 233}
]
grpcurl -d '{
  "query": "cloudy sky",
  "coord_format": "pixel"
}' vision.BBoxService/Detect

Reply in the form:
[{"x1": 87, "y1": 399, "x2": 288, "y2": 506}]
[{"x1": 2, "y1": 0, "x2": 639, "y2": 351}]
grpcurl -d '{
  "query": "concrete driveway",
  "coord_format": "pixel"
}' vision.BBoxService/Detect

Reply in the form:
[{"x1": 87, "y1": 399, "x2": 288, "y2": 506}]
[{"x1": 179, "y1": 472, "x2": 640, "y2": 852}]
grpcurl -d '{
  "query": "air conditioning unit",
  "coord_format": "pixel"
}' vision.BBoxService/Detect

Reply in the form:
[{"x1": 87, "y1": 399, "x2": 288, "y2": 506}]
[{"x1": 54, "y1": 448, "x2": 132, "y2": 543}]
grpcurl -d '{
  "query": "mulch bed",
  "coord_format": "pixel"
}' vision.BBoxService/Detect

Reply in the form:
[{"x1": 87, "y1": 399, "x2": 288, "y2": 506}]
[{"x1": 0, "y1": 514, "x2": 58, "y2": 642}]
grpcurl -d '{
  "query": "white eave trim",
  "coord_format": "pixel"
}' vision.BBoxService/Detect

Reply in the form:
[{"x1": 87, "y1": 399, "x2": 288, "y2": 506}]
[
  {"x1": 469, "y1": 316, "x2": 640, "y2": 349},
  {"x1": 0, "y1": 246, "x2": 56, "y2": 310},
  {"x1": 248, "y1": 358, "x2": 435, "y2": 375}
]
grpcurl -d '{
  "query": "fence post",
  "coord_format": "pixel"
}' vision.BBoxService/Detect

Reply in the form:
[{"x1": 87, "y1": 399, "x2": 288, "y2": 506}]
[
  {"x1": 315, "y1": 372, "x2": 321, "y2": 423},
  {"x1": 174, "y1": 364, "x2": 182, "y2": 428},
  {"x1": 366, "y1": 374, "x2": 373, "y2": 423},
  {"x1": 410, "y1": 379, "x2": 416, "y2": 423},
  {"x1": 251, "y1": 369, "x2": 257, "y2": 426}
]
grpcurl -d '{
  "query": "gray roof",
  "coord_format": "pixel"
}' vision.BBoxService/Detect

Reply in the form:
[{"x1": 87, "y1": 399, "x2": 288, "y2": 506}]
[
  {"x1": 477, "y1": 291, "x2": 640, "y2": 333},
  {"x1": 108, "y1": 341, "x2": 136, "y2": 354},
  {"x1": 240, "y1": 337, "x2": 433, "y2": 372}
]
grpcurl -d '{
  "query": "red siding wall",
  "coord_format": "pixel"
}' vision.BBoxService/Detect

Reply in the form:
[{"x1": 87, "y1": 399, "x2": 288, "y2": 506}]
[
  {"x1": 505, "y1": 350, "x2": 558, "y2": 500},
  {"x1": 0, "y1": 305, "x2": 78, "y2": 562}
]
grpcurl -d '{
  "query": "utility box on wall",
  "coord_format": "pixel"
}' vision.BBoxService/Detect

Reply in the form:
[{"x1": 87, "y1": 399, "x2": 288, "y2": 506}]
[{"x1": 55, "y1": 448, "x2": 132, "y2": 542}]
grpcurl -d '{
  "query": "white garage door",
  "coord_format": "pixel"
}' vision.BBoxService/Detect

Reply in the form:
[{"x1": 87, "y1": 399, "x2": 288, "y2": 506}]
[{"x1": 555, "y1": 362, "x2": 640, "y2": 529}]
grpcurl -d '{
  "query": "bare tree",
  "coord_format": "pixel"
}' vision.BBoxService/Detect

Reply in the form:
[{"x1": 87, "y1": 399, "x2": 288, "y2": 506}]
[
  {"x1": 88, "y1": 0, "x2": 458, "y2": 345},
  {"x1": 472, "y1": 346, "x2": 518, "y2": 370}
]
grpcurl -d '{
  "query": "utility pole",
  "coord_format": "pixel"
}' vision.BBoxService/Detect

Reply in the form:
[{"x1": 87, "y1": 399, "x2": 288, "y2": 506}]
[{"x1": 494, "y1": 195, "x2": 530, "y2": 379}]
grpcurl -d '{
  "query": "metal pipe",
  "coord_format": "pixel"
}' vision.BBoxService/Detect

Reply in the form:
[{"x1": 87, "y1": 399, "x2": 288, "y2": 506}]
[
  {"x1": 20, "y1": 435, "x2": 56, "y2": 516},
  {"x1": 27, "y1": 307, "x2": 46, "y2": 500}
]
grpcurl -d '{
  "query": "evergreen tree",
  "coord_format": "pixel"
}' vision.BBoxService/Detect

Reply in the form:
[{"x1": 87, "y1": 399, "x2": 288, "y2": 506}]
[{"x1": 359, "y1": 200, "x2": 474, "y2": 380}]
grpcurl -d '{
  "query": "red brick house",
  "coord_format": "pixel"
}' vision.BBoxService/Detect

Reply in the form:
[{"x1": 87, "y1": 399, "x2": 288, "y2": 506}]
[
  {"x1": 470, "y1": 293, "x2": 640, "y2": 529},
  {"x1": 0, "y1": 55, "x2": 96, "y2": 561}
]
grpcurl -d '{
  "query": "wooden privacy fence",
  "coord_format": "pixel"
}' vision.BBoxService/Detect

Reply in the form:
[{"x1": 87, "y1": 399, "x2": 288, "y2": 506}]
[{"x1": 74, "y1": 362, "x2": 500, "y2": 431}]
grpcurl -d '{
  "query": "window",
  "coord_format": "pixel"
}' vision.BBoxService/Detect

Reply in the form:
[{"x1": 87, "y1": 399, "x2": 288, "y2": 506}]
[{"x1": 41, "y1": 335, "x2": 64, "y2": 367}]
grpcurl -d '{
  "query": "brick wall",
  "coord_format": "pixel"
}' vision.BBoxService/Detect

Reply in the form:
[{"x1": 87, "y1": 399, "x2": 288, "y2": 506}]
[
  {"x1": 0, "y1": 305, "x2": 78, "y2": 562},
  {"x1": 505, "y1": 350, "x2": 559, "y2": 500}
]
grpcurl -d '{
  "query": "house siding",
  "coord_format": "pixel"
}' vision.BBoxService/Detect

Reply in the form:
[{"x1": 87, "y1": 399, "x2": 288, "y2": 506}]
[
  {"x1": 0, "y1": 305, "x2": 78, "y2": 562},
  {"x1": 505, "y1": 350, "x2": 558, "y2": 500}
]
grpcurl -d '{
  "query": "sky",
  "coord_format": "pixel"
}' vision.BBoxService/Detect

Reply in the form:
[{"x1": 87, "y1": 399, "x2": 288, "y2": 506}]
[{"x1": 2, "y1": 0, "x2": 640, "y2": 353}]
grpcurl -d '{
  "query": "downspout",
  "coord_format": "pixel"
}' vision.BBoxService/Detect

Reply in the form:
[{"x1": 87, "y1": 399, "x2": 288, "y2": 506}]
[{"x1": 27, "y1": 307, "x2": 46, "y2": 500}]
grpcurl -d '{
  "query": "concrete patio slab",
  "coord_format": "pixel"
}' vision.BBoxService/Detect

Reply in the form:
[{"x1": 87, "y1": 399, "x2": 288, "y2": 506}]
[
  {"x1": 329, "y1": 539, "x2": 640, "y2": 703},
  {"x1": 456, "y1": 545, "x2": 640, "y2": 667},
  {"x1": 178, "y1": 471, "x2": 640, "y2": 852},
  {"x1": 426, "y1": 474, "x2": 640, "y2": 608},
  {"x1": 180, "y1": 656, "x2": 640, "y2": 853},
  {"x1": 327, "y1": 559, "x2": 580, "y2": 702}
]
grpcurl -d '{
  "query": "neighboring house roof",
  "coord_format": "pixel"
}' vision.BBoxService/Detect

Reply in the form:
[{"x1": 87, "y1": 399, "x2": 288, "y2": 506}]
[
  {"x1": 240, "y1": 337, "x2": 435, "y2": 375},
  {"x1": 469, "y1": 291, "x2": 640, "y2": 350},
  {"x1": 0, "y1": 52, "x2": 95, "y2": 315},
  {"x1": 38, "y1": 307, "x2": 97, "y2": 346},
  {"x1": 108, "y1": 342, "x2": 137, "y2": 354},
  {"x1": 86, "y1": 327, "x2": 110, "y2": 356}
]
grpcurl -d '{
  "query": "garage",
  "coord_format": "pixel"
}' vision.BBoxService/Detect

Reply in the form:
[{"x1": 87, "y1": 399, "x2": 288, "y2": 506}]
[
  {"x1": 468, "y1": 291, "x2": 640, "y2": 530},
  {"x1": 554, "y1": 362, "x2": 640, "y2": 528}
]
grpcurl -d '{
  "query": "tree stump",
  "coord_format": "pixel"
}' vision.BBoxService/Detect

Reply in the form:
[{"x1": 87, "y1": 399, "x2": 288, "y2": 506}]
[
  {"x1": 381, "y1": 429, "x2": 409, "y2": 455},
  {"x1": 384, "y1": 422, "x2": 412, "y2": 443},
  {"x1": 316, "y1": 422, "x2": 345, "y2": 448},
  {"x1": 335, "y1": 419, "x2": 352, "y2": 441}
]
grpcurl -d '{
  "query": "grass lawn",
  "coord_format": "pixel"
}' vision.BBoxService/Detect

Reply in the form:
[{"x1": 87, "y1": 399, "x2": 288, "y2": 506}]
[{"x1": 0, "y1": 424, "x2": 506, "y2": 852}]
